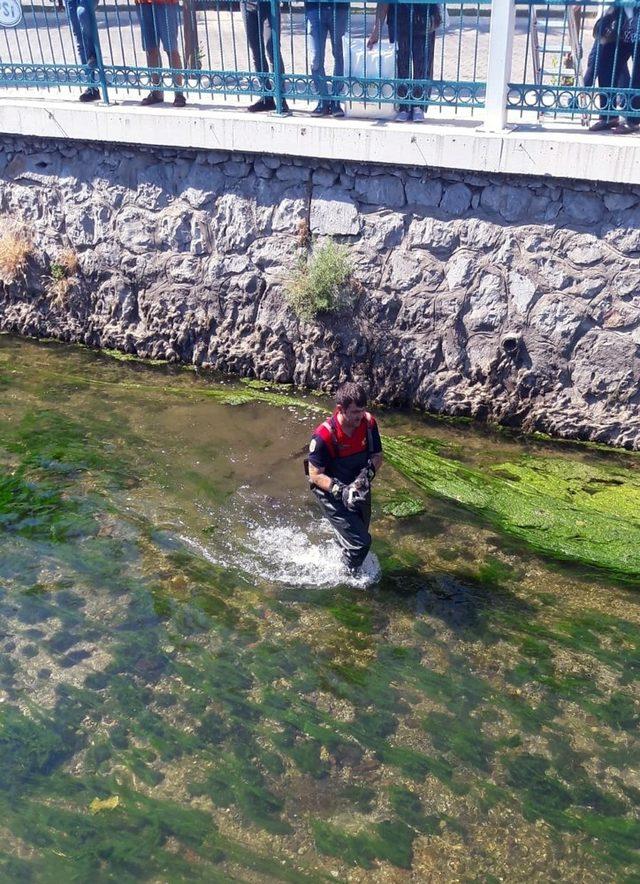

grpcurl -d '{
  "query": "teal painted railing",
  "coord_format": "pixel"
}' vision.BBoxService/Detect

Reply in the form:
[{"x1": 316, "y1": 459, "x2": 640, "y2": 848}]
[
  {"x1": 508, "y1": 1, "x2": 640, "y2": 123},
  {"x1": 0, "y1": 0, "x2": 488, "y2": 115},
  {"x1": 2, "y1": 0, "x2": 640, "y2": 125}
]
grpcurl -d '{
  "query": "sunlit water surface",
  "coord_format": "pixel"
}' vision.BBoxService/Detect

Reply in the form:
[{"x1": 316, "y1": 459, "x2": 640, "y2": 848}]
[{"x1": 0, "y1": 336, "x2": 638, "y2": 883}]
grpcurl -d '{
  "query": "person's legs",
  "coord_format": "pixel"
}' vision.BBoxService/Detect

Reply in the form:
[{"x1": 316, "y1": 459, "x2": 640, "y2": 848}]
[
  {"x1": 67, "y1": 0, "x2": 86, "y2": 63},
  {"x1": 395, "y1": 4, "x2": 411, "y2": 114},
  {"x1": 591, "y1": 39, "x2": 620, "y2": 123},
  {"x1": 328, "y1": 5, "x2": 348, "y2": 111},
  {"x1": 138, "y1": 4, "x2": 164, "y2": 102},
  {"x1": 155, "y1": 3, "x2": 185, "y2": 101},
  {"x1": 75, "y1": 0, "x2": 98, "y2": 66},
  {"x1": 242, "y1": 1, "x2": 267, "y2": 73},
  {"x1": 408, "y1": 5, "x2": 428, "y2": 119},
  {"x1": 625, "y1": 40, "x2": 640, "y2": 124},
  {"x1": 582, "y1": 40, "x2": 598, "y2": 89},
  {"x1": 307, "y1": 5, "x2": 330, "y2": 109},
  {"x1": 312, "y1": 489, "x2": 372, "y2": 572}
]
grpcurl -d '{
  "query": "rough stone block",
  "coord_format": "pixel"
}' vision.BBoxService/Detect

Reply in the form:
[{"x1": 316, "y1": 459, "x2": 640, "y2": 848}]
[
  {"x1": 310, "y1": 187, "x2": 360, "y2": 235},
  {"x1": 405, "y1": 178, "x2": 442, "y2": 208},
  {"x1": 508, "y1": 270, "x2": 537, "y2": 314},
  {"x1": 275, "y1": 164, "x2": 311, "y2": 183},
  {"x1": 312, "y1": 168, "x2": 339, "y2": 187},
  {"x1": 603, "y1": 191, "x2": 637, "y2": 211},
  {"x1": 440, "y1": 182, "x2": 472, "y2": 216},
  {"x1": 562, "y1": 189, "x2": 604, "y2": 225},
  {"x1": 480, "y1": 184, "x2": 531, "y2": 221},
  {"x1": 224, "y1": 160, "x2": 251, "y2": 178},
  {"x1": 355, "y1": 174, "x2": 405, "y2": 208},
  {"x1": 572, "y1": 329, "x2": 640, "y2": 401}
]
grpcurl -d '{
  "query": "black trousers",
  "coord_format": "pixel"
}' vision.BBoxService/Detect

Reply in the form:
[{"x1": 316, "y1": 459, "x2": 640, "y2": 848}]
[
  {"x1": 312, "y1": 487, "x2": 372, "y2": 570},
  {"x1": 395, "y1": 5, "x2": 436, "y2": 112},
  {"x1": 594, "y1": 40, "x2": 636, "y2": 121},
  {"x1": 242, "y1": 0, "x2": 281, "y2": 80}
]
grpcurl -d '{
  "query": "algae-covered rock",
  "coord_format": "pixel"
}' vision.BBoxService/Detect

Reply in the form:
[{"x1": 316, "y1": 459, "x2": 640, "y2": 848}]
[
  {"x1": 383, "y1": 495, "x2": 427, "y2": 519},
  {"x1": 383, "y1": 436, "x2": 640, "y2": 582}
]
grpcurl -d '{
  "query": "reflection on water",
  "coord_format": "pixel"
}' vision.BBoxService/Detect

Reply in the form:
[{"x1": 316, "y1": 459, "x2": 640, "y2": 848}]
[{"x1": 0, "y1": 336, "x2": 638, "y2": 882}]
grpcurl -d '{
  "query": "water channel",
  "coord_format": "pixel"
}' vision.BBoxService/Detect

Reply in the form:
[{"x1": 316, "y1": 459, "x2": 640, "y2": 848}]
[{"x1": 0, "y1": 335, "x2": 638, "y2": 882}]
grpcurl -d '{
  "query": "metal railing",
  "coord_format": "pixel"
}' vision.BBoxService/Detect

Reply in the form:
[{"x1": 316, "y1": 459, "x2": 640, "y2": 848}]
[
  {"x1": 2, "y1": 0, "x2": 640, "y2": 127},
  {"x1": 508, "y1": 1, "x2": 640, "y2": 123},
  {"x1": 0, "y1": 0, "x2": 488, "y2": 116}
]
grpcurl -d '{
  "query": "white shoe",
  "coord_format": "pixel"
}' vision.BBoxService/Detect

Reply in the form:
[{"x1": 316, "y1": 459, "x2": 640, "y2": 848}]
[
  {"x1": 394, "y1": 110, "x2": 410, "y2": 122},
  {"x1": 412, "y1": 107, "x2": 425, "y2": 122}
]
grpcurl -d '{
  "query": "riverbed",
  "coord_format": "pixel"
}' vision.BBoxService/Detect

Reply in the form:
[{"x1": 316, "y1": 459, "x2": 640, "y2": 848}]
[{"x1": 0, "y1": 336, "x2": 638, "y2": 882}]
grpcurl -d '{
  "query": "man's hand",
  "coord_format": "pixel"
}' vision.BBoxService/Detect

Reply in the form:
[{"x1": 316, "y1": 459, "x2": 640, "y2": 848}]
[{"x1": 367, "y1": 26, "x2": 380, "y2": 49}]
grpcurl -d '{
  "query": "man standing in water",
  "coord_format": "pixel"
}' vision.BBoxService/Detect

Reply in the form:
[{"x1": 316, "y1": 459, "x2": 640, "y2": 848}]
[{"x1": 307, "y1": 383, "x2": 383, "y2": 575}]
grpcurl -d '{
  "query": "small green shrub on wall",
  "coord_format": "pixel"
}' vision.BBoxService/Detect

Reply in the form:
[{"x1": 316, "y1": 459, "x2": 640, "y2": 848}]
[{"x1": 286, "y1": 239, "x2": 353, "y2": 322}]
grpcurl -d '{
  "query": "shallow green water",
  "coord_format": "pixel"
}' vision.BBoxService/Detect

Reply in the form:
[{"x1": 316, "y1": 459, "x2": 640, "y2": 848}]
[{"x1": 0, "y1": 335, "x2": 638, "y2": 883}]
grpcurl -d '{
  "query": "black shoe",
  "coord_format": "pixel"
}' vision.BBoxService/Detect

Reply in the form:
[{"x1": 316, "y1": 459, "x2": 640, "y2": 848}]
[
  {"x1": 140, "y1": 90, "x2": 164, "y2": 106},
  {"x1": 589, "y1": 118, "x2": 619, "y2": 132},
  {"x1": 79, "y1": 88, "x2": 100, "y2": 103},
  {"x1": 611, "y1": 121, "x2": 640, "y2": 134},
  {"x1": 247, "y1": 97, "x2": 276, "y2": 113},
  {"x1": 331, "y1": 102, "x2": 345, "y2": 118},
  {"x1": 173, "y1": 92, "x2": 186, "y2": 107},
  {"x1": 311, "y1": 102, "x2": 331, "y2": 117}
]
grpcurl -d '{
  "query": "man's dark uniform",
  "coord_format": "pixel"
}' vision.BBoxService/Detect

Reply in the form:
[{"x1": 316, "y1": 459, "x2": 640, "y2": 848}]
[{"x1": 308, "y1": 409, "x2": 383, "y2": 570}]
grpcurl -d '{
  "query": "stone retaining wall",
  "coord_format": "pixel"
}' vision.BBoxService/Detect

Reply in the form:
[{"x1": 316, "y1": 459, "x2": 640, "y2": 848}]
[{"x1": 1, "y1": 134, "x2": 640, "y2": 447}]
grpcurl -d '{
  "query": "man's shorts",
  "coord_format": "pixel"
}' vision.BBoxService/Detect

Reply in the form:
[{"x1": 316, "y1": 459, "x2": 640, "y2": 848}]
[{"x1": 137, "y1": 2, "x2": 180, "y2": 53}]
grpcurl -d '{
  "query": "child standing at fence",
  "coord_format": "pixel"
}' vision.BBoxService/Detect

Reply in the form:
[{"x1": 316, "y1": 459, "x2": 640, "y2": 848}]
[
  {"x1": 135, "y1": 0, "x2": 186, "y2": 107},
  {"x1": 367, "y1": 1, "x2": 441, "y2": 122}
]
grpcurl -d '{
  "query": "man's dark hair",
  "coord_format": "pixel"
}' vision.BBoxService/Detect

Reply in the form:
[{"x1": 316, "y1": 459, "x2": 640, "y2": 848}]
[{"x1": 335, "y1": 382, "x2": 367, "y2": 410}]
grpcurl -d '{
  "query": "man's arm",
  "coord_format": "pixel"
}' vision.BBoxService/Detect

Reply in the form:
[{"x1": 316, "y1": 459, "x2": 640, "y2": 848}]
[
  {"x1": 308, "y1": 463, "x2": 335, "y2": 493},
  {"x1": 367, "y1": 3, "x2": 389, "y2": 47},
  {"x1": 371, "y1": 453, "x2": 383, "y2": 473}
]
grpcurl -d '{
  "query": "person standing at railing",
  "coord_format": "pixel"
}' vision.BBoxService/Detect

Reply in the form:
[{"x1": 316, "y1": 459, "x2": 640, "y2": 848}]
[
  {"x1": 135, "y1": 0, "x2": 186, "y2": 107},
  {"x1": 66, "y1": 0, "x2": 100, "y2": 102},
  {"x1": 306, "y1": 0, "x2": 349, "y2": 117},
  {"x1": 242, "y1": 0, "x2": 289, "y2": 112},
  {"x1": 367, "y1": 0, "x2": 441, "y2": 122},
  {"x1": 589, "y1": 4, "x2": 640, "y2": 134}
]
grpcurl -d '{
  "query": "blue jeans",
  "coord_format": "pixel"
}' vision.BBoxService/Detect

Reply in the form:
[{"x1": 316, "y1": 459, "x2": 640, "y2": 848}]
[
  {"x1": 66, "y1": 0, "x2": 98, "y2": 68},
  {"x1": 306, "y1": 4, "x2": 348, "y2": 106}
]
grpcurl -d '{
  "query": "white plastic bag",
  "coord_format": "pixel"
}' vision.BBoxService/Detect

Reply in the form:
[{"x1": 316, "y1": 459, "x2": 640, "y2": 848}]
[{"x1": 342, "y1": 36, "x2": 396, "y2": 101}]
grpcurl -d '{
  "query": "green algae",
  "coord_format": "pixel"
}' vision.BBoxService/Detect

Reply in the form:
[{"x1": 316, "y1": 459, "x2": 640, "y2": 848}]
[
  {"x1": 0, "y1": 338, "x2": 639, "y2": 882},
  {"x1": 382, "y1": 495, "x2": 426, "y2": 518},
  {"x1": 383, "y1": 435, "x2": 640, "y2": 582}
]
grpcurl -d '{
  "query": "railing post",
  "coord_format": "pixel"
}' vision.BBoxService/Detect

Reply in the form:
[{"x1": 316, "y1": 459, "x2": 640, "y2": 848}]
[
  {"x1": 482, "y1": 0, "x2": 515, "y2": 131},
  {"x1": 86, "y1": 0, "x2": 109, "y2": 104},
  {"x1": 270, "y1": 0, "x2": 284, "y2": 114}
]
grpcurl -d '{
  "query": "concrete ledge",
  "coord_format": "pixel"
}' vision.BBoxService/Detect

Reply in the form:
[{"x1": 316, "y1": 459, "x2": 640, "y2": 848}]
[{"x1": 2, "y1": 96, "x2": 640, "y2": 185}]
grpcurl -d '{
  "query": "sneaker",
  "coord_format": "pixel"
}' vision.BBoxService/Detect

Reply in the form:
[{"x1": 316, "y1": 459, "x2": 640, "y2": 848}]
[
  {"x1": 412, "y1": 107, "x2": 425, "y2": 122},
  {"x1": 394, "y1": 109, "x2": 410, "y2": 122},
  {"x1": 140, "y1": 90, "x2": 164, "y2": 106},
  {"x1": 173, "y1": 92, "x2": 186, "y2": 107},
  {"x1": 79, "y1": 87, "x2": 100, "y2": 103},
  {"x1": 247, "y1": 97, "x2": 276, "y2": 113},
  {"x1": 589, "y1": 118, "x2": 619, "y2": 132},
  {"x1": 331, "y1": 102, "x2": 345, "y2": 118},
  {"x1": 611, "y1": 122, "x2": 640, "y2": 134},
  {"x1": 310, "y1": 102, "x2": 331, "y2": 117}
]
